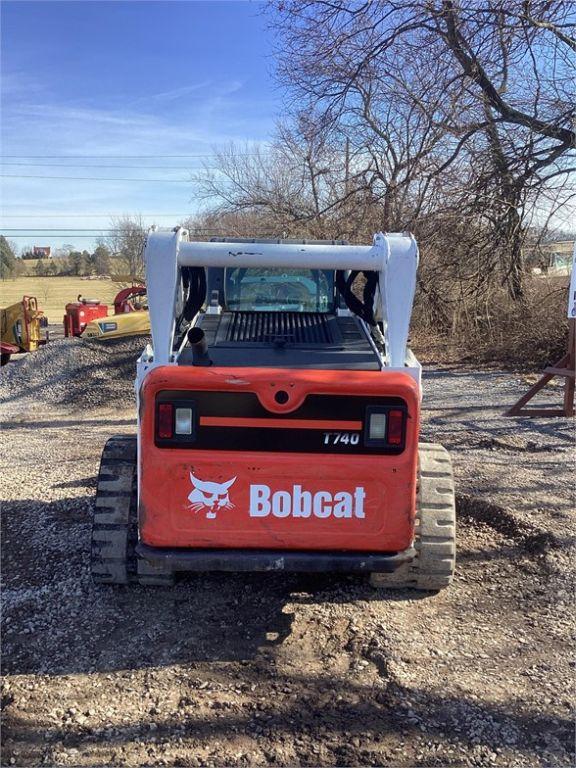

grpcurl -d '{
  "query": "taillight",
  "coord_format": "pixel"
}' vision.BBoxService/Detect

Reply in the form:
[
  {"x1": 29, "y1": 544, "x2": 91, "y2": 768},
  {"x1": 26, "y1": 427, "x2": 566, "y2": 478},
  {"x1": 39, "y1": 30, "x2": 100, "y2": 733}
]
[
  {"x1": 368, "y1": 412, "x2": 387, "y2": 441},
  {"x1": 157, "y1": 403, "x2": 174, "y2": 439},
  {"x1": 175, "y1": 407, "x2": 193, "y2": 435},
  {"x1": 155, "y1": 398, "x2": 197, "y2": 444},
  {"x1": 364, "y1": 406, "x2": 406, "y2": 449},
  {"x1": 387, "y1": 409, "x2": 404, "y2": 445}
]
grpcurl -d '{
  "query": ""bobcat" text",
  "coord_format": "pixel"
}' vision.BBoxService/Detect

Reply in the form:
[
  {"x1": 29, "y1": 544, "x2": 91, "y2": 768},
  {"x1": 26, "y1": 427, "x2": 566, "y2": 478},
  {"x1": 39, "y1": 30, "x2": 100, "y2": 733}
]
[{"x1": 249, "y1": 484, "x2": 366, "y2": 519}]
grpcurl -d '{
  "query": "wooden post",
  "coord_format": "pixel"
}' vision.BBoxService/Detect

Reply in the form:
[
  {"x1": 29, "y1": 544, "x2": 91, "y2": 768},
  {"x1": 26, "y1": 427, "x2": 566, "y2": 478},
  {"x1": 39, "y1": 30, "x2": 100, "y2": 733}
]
[
  {"x1": 562, "y1": 318, "x2": 575, "y2": 416},
  {"x1": 505, "y1": 318, "x2": 575, "y2": 417}
]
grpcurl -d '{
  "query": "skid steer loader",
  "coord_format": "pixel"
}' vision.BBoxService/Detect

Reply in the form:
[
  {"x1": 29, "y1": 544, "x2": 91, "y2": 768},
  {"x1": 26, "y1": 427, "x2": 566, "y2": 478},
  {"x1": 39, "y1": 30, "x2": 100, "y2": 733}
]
[{"x1": 91, "y1": 230, "x2": 456, "y2": 589}]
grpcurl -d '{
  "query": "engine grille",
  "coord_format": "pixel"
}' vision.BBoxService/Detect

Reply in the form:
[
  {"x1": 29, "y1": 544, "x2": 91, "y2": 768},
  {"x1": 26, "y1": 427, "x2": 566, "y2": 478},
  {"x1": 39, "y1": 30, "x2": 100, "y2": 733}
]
[{"x1": 226, "y1": 312, "x2": 332, "y2": 344}]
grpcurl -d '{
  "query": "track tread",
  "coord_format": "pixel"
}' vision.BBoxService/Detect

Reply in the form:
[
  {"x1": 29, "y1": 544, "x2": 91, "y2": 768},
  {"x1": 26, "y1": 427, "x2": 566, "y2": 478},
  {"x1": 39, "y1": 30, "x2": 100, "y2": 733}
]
[
  {"x1": 371, "y1": 442, "x2": 456, "y2": 592},
  {"x1": 90, "y1": 435, "x2": 174, "y2": 586}
]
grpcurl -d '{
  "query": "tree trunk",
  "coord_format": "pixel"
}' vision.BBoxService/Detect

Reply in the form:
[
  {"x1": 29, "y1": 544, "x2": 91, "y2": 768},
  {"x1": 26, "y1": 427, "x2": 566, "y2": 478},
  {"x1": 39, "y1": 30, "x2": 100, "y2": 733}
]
[{"x1": 502, "y1": 204, "x2": 525, "y2": 301}]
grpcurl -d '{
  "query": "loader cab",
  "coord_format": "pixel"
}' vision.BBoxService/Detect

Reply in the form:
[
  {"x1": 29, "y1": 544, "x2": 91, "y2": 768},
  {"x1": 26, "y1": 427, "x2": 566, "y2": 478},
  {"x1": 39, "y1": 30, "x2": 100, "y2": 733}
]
[
  {"x1": 206, "y1": 267, "x2": 336, "y2": 314},
  {"x1": 226, "y1": 268, "x2": 335, "y2": 313},
  {"x1": 179, "y1": 243, "x2": 380, "y2": 370},
  {"x1": 205, "y1": 237, "x2": 346, "y2": 314}
]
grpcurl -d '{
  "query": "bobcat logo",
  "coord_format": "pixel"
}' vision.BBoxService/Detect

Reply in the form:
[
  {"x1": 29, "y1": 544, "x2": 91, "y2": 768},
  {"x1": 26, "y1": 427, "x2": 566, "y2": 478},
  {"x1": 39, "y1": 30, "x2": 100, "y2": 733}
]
[{"x1": 187, "y1": 473, "x2": 236, "y2": 519}]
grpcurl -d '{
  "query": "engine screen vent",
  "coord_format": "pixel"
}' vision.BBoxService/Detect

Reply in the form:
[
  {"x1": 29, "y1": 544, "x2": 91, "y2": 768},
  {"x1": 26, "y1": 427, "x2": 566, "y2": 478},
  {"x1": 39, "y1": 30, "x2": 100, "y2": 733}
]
[{"x1": 226, "y1": 312, "x2": 332, "y2": 344}]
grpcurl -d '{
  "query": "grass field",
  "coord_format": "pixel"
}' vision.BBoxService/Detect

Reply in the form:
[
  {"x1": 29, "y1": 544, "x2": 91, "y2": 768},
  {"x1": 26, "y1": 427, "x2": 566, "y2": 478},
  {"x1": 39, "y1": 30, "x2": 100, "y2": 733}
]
[
  {"x1": 0, "y1": 277, "x2": 121, "y2": 322},
  {"x1": 17, "y1": 258, "x2": 69, "y2": 275}
]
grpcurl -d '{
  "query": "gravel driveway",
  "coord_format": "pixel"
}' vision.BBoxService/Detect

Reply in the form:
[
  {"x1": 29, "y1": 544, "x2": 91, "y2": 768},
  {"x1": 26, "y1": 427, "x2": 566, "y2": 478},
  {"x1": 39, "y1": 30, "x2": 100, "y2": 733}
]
[{"x1": 1, "y1": 342, "x2": 574, "y2": 767}]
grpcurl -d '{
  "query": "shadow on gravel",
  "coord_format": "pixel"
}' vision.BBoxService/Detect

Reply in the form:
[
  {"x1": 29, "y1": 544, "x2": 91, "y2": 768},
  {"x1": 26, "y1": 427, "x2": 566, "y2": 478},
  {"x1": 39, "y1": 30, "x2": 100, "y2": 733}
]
[
  {"x1": 2, "y1": 495, "x2": 433, "y2": 678},
  {"x1": 2, "y1": 678, "x2": 572, "y2": 761},
  {"x1": 53, "y1": 476, "x2": 99, "y2": 489},
  {"x1": 3, "y1": 493, "x2": 572, "y2": 763},
  {"x1": 1, "y1": 419, "x2": 135, "y2": 431},
  {"x1": 4, "y1": 493, "x2": 563, "y2": 679}
]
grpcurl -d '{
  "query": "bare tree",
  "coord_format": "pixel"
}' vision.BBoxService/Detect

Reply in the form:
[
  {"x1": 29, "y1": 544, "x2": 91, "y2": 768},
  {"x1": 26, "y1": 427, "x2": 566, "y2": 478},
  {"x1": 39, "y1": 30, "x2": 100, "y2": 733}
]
[
  {"x1": 194, "y1": 130, "x2": 356, "y2": 239},
  {"x1": 269, "y1": 0, "x2": 576, "y2": 298},
  {"x1": 107, "y1": 215, "x2": 147, "y2": 279}
]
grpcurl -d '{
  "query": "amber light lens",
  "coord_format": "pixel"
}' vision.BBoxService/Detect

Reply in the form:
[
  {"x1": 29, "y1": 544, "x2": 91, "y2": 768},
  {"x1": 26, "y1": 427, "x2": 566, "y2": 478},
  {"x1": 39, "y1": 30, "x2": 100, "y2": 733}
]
[
  {"x1": 387, "y1": 409, "x2": 404, "y2": 445},
  {"x1": 157, "y1": 403, "x2": 174, "y2": 439}
]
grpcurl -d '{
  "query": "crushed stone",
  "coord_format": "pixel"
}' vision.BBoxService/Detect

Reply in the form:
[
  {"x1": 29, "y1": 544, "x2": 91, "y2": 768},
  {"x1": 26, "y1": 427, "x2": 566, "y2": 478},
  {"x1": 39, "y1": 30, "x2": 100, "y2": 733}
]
[{"x1": 0, "y1": 335, "x2": 148, "y2": 415}]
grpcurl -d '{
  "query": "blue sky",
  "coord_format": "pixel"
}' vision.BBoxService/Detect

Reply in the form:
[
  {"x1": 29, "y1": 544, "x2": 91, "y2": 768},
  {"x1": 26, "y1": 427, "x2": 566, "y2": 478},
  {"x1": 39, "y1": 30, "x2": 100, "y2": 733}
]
[{"x1": 1, "y1": 0, "x2": 279, "y2": 252}]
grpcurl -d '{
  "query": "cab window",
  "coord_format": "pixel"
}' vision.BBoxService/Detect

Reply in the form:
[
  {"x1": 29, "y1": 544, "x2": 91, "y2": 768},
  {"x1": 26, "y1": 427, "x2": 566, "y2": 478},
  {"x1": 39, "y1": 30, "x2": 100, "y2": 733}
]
[{"x1": 225, "y1": 268, "x2": 334, "y2": 312}]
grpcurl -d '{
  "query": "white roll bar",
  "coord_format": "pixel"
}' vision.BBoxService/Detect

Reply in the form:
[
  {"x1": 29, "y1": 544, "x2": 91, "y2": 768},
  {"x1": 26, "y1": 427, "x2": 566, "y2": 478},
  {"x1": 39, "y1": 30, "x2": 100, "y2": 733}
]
[{"x1": 144, "y1": 228, "x2": 419, "y2": 368}]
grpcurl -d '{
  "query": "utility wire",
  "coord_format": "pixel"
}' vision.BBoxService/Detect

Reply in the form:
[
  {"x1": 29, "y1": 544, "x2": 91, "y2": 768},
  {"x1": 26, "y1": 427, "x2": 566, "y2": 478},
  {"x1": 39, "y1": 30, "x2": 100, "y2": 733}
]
[
  {"x1": 1, "y1": 174, "x2": 195, "y2": 182},
  {"x1": 0, "y1": 153, "x2": 264, "y2": 159},
  {"x1": 0, "y1": 213, "x2": 194, "y2": 217},
  {"x1": 2, "y1": 228, "x2": 275, "y2": 232},
  {"x1": 0, "y1": 162, "x2": 221, "y2": 169},
  {"x1": 7, "y1": 231, "x2": 279, "y2": 239},
  {"x1": 8, "y1": 235, "x2": 119, "y2": 239},
  {"x1": 3, "y1": 228, "x2": 146, "y2": 232}
]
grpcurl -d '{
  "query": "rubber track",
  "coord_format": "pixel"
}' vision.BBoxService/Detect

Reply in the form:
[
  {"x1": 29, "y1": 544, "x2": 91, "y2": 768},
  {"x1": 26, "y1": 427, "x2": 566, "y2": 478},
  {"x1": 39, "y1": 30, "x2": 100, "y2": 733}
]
[
  {"x1": 91, "y1": 435, "x2": 174, "y2": 586},
  {"x1": 371, "y1": 442, "x2": 456, "y2": 591}
]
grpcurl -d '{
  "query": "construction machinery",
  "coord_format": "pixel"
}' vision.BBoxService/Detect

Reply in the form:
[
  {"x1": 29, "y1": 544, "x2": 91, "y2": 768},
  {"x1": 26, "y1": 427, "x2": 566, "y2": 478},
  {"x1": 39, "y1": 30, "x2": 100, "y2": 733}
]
[
  {"x1": 64, "y1": 286, "x2": 150, "y2": 340},
  {"x1": 91, "y1": 230, "x2": 456, "y2": 590},
  {"x1": 63, "y1": 295, "x2": 109, "y2": 337},
  {"x1": 1, "y1": 295, "x2": 49, "y2": 365}
]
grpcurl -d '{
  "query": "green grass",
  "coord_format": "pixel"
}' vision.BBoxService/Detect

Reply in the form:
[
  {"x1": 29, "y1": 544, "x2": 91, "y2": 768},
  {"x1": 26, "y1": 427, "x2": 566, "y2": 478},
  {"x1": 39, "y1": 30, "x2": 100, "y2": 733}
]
[
  {"x1": 18, "y1": 257, "x2": 69, "y2": 274},
  {"x1": 0, "y1": 276, "x2": 121, "y2": 323}
]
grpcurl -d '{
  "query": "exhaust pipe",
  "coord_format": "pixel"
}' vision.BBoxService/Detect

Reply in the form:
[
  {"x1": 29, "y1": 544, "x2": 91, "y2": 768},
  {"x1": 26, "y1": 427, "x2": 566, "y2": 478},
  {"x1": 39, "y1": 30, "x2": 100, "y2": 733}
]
[{"x1": 187, "y1": 327, "x2": 212, "y2": 366}]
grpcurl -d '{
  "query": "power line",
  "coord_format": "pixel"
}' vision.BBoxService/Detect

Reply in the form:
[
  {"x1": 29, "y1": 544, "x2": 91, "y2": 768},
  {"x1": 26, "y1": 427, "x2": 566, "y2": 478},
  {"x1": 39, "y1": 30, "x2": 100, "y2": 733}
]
[
  {"x1": 3, "y1": 228, "x2": 221, "y2": 233},
  {"x1": 4, "y1": 228, "x2": 282, "y2": 234},
  {"x1": 0, "y1": 162, "x2": 221, "y2": 170},
  {"x1": 3, "y1": 228, "x2": 142, "y2": 232},
  {"x1": 7, "y1": 231, "x2": 280, "y2": 239},
  {"x1": 0, "y1": 153, "x2": 263, "y2": 159},
  {"x1": 4, "y1": 230, "x2": 281, "y2": 234},
  {"x1": 1, "y1": 174, "x2": 194, "y2": 183},
  {"x1": 0, "y1": 213, "x2": 194, "y2": 217}
]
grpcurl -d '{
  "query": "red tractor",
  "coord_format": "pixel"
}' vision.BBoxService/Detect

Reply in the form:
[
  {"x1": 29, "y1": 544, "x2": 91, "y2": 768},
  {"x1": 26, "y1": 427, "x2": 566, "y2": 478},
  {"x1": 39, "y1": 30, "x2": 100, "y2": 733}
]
[
  {"x1": 91, "y1": 231, "x2": 456, "y2": 590},
  {"x1": 63, "y1": 295, "x2": 108, "y2": 337},
  {"x1": 64, "y1": 286, "x2": 147, "y2": 337}
]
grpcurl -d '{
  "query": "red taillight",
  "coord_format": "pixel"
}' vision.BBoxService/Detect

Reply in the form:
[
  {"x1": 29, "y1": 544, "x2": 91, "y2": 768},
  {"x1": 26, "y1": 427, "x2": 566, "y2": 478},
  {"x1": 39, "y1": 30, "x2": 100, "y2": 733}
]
[
  {"x1": 157, "y1": 403, "x2": 174, "y2": 439},
  {"x1": 387, "y1": 409, "x2": 404, "y2": 445}
]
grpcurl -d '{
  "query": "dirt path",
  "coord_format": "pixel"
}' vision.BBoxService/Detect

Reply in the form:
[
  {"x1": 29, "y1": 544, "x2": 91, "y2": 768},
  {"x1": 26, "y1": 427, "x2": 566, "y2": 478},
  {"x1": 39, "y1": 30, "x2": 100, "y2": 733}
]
[{"x1": 1, "y1": 367, "x2": 574, "y2": 767}]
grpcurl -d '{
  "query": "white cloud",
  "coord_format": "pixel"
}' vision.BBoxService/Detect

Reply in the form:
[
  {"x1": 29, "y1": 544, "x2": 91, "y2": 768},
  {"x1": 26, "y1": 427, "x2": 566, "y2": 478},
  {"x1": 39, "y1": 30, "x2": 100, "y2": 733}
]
[
  {"x1": 0, "y1": 78, "x2": 276, "y2": 249},
  {"x1": 128, "y1": 80, "x2": 215, "y2": 106}
]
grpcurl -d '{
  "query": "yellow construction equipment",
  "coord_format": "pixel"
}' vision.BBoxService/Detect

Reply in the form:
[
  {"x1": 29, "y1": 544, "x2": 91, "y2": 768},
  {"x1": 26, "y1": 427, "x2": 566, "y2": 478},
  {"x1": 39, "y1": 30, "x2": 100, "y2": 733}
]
[
  {"x1": 0, "y1": 295, "x2": 49, "y2": 364},
  {"x1": 81, "y1": 285, "x2": 150, "y2": 339},
  {"x1": 82, "y1": 309, "x2": 150, "y2": 340}
]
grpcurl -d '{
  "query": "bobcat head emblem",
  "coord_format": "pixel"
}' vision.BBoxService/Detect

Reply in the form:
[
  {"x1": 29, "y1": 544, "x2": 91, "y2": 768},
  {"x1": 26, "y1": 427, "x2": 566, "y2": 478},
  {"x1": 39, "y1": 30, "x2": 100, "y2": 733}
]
[{"x1": 187, "y1": 473, "x2": 236, "y2": 519}]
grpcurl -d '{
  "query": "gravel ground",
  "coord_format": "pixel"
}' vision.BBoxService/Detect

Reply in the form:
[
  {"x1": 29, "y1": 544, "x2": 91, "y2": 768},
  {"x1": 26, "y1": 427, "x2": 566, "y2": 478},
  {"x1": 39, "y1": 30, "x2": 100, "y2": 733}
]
[
  {"x1": 0, "y1": 334, "x2": 147, "y2": 416},
  {"x1": 1, "y1": 346, "x2": 574, "y2": 767}
]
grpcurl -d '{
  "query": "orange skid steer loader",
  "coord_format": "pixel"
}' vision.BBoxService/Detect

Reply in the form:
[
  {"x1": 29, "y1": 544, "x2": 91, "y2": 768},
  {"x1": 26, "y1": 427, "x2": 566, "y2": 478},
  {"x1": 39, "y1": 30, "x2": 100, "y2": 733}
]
[{"x1": 91, "y1": 230, "x2": 456, "y2": 589}]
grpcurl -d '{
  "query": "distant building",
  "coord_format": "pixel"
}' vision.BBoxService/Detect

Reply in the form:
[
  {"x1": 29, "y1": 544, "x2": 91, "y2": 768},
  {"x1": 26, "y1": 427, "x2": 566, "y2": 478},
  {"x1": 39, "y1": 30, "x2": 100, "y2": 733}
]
[
  {"x1": 525, "y1": 240, "x2": 574, "y2": 277},
  {"x1": 33, "y1": 246, "x2": 52, "y2": 259}
]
